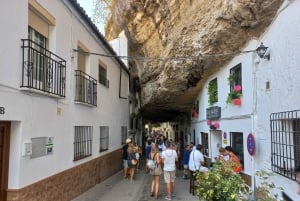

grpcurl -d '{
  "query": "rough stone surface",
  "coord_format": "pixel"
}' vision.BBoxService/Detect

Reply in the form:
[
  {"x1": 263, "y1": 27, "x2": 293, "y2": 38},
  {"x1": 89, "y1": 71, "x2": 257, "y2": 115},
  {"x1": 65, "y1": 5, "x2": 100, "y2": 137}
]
[{"x1": 106, "y1": 0, "x2": 283, "y2": 122}]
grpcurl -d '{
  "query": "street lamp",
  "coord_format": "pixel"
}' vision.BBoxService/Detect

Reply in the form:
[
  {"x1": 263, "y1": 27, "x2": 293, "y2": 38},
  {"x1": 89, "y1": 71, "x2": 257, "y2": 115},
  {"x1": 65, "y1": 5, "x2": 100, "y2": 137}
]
[{"x1": 256, "y1": 42, "x2": 270, "y2": 60}]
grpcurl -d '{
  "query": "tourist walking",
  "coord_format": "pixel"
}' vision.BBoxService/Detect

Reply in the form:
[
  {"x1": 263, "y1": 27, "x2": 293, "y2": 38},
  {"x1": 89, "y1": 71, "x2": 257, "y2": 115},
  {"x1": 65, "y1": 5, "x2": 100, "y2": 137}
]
[
  {"x1": 145, "y1": 139, "x2": 152, "y2": 172},
  {"x1": 122, "y1": 138, "x2": 131, "y2": 178},
  {"x1": 162, "y1": 140, "x2": 178, "y2": 200},
  {"x1": 127, "y1": 143, "x2": 138, "y2": 182},
  {"x1": 149, "y1": 143, "x2": 163, "y2": 199},
  {"x1": 182, "y1": 144, "x2": 191, "y2": 179}
]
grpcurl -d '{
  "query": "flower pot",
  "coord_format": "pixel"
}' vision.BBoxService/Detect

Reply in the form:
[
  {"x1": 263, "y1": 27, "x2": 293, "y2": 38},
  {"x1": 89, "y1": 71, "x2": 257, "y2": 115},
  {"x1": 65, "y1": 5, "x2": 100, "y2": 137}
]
[{"x1": 233, "y1": 98, "x2": 241, "y2": 105}]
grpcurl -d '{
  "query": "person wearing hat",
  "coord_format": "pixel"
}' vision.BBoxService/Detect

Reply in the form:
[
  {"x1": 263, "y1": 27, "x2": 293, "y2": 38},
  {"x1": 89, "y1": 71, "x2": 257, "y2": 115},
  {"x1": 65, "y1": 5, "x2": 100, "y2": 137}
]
[{"x1": 123, "y1": 138, "x2": 131, "y2": 178}]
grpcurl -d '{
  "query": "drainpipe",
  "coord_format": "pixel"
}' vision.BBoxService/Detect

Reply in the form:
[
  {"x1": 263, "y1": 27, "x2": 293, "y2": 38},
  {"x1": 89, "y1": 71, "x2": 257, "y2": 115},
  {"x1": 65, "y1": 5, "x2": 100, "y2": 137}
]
[{"x1": 251, "y1": 40, "x2": 260, "y2": 192}]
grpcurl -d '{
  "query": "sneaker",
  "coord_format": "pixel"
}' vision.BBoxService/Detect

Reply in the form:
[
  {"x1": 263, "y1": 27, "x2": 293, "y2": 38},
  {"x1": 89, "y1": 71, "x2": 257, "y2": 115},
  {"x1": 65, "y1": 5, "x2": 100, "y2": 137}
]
[
  {"x1": 171, "y1": 193, "x2": 176, "y2": 197},
  {"x1": 165, "y1": 196, "x2": 172, "y2": 200}
]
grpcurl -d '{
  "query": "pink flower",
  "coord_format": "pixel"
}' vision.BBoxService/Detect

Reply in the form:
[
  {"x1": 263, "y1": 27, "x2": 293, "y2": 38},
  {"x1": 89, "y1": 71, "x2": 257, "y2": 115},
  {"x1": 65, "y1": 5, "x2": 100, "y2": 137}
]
[
  {"x1": 233, "y1": 85, "x2": 242, "y2": 92},
  {"x1": 207, "y1": 120, "x2": 211, "y2": 125},
  {"x1": 214, "y1": 122, "x2": 220, "y2": 129}
]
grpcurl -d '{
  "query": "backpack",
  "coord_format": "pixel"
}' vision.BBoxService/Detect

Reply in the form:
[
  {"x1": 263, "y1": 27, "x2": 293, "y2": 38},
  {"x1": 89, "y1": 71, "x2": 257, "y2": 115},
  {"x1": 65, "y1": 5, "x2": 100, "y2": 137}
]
[{"x1": 147, "y1": 153, "x2": 156, "y2": 170}]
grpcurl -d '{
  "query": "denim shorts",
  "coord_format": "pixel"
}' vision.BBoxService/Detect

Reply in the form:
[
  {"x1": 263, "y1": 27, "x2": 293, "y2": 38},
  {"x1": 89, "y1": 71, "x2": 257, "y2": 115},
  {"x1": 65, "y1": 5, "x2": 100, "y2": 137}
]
[{"x1": 123, "y1": 159, "x2": 128, "y2": 168}]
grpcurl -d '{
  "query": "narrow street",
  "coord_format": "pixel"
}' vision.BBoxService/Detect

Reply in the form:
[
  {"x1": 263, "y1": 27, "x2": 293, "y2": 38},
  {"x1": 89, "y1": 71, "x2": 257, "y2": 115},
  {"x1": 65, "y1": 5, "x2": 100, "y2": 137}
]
[{"x1": 72, "y1": 159, "x2": 198, "y2": 201}]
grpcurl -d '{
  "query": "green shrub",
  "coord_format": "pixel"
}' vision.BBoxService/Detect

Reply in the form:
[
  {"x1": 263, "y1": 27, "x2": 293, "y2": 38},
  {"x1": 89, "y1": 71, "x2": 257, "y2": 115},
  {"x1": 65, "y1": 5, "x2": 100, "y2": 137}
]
[{"x1": 195, "y1": 160, "x2": 247, "y2": 201}]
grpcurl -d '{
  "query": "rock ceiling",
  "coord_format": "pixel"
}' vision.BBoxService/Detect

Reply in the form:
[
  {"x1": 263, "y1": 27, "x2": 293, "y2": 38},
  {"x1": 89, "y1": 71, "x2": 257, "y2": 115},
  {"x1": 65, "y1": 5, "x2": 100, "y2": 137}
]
[{"x1": 105, "y1": 0, "x2": 283, "y2": 122}]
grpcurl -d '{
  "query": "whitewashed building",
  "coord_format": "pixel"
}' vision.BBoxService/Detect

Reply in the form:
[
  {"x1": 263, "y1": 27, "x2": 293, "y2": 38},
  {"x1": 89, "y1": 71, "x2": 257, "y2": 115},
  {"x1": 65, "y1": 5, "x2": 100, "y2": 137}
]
[
  {"x1": 186, "y1": 0, "x2": 300, "y2": 199},
  {"x1": 0, "y1": 0, "x2": 130, "y2": 200}
]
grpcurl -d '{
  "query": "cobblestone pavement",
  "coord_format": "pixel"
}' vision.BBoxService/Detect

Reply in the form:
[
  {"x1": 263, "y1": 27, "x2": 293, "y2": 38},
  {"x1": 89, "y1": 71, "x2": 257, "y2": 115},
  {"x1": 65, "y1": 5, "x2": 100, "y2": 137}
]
[{"x1": 72, "y1": 159, "x2": 198, "y2": 201}]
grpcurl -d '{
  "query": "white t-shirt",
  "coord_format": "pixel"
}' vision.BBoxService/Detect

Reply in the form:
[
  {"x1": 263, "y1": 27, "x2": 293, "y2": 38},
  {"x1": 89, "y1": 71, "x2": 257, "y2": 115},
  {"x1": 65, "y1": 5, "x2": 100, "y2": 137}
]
[
  {"x1": 188, "y1": 150, "x2": 204, "y2": 171},
  {"x1": 162, "y1": 149, "x2": 178, "y2": 171}
]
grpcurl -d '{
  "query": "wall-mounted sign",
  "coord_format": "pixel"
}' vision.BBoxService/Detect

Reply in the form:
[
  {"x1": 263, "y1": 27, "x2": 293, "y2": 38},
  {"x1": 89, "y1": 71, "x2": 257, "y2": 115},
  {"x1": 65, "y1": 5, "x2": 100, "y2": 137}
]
[
  {"x1": 206, "y1": 106, "x2": 221, "y2": 120},
  {"x1": 0, "y1": 107, "x2": 5, "y2": 114},
  {"x1": 223, "y1": 132, "x2": 227, "y2": 139},
  {"x1": 247, "y1": 133, "x2": 255, "y2": 156}
]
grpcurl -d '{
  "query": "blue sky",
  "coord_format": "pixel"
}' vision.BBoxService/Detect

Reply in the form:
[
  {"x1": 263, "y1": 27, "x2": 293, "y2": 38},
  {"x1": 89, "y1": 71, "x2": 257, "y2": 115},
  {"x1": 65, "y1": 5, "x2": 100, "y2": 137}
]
[
  {"x1": 77, "y1": 0, "x2": 94, "y2": 16},
  {"x1": 77, "y1": 0, "x2": 104, "y2": 33}
]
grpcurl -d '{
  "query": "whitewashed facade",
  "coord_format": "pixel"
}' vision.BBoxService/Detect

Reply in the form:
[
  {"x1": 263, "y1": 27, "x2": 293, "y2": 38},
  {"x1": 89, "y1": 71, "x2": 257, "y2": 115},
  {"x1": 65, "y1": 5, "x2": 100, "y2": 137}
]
[
  {"x1": 186, "y1": 0, "x2": 300, "y2": 199},
  {"x1": 0, "y1": 0, "x2": 129, "y2": 200}
]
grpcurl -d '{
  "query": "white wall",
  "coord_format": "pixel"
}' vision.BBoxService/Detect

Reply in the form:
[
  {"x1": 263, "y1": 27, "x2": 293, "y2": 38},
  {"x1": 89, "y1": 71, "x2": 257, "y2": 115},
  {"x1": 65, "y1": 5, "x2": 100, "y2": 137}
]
[
  {"x1": 253, "y1": 0, "x2": 300, "y2": 199},
  {"x1": 189, "y1": 0, "x2": 300, "y2": 199},
  {"x1": 0, "y1": 0, "x2": 129, "y2": 189},
  {"x1": 109, "y1": 31, "x2": 128, "y2": 67}
]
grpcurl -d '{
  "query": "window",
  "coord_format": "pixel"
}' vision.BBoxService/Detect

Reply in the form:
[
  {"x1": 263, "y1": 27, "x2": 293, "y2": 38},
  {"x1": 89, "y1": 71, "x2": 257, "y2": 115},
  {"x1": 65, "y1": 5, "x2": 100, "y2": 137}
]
[
  {"x1": 74, "y1": 126, "x2": 92, "y2": 161},
  {"x1": 229, "y1": 64, "x2": 242, "y2": 91},
  {"x1": 99, "y1": 126, "x2": 109, "y2": 152},
  {"x1": 28, "y1": 26, "x2": 48, "y2": 83},
  {"x1": 77, "y1": 46, "x2": 87, "y2": 72},
  {"x1": 121, "y1": 126, "x2": 127, "y2": 145},
  {"x1": 119, "y1": 69, "x2": 129, "y2": 99},
  {"x1": 99, "y1": 64, "x2": 109, "y2": 87},
  {"x1": 192, "y1": 100, "x2": 199, "y2": 117},
  {"x1": 201, "y1": 132, "x2": 209, "y2": 155},
  {"x1": 22, "y1": 4, "x2": 66, "y2": 97},
  {"x1": 75, "y1": 44, "x2": 97, "y2": 106},
  {"x1": 208, "y1": 78, "x2": 218, "y2": 105},
  {"x1": 270, "y1": 110, "x2": 300, "y2": 180},
  {"x1": 231, "y1": 132, "x2": 244, "y2": 169}
]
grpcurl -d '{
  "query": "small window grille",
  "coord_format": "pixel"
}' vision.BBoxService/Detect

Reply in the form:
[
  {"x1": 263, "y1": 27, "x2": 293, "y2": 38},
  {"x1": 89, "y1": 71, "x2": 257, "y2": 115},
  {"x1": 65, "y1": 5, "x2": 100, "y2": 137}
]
[
  {"x1": 100, "y1": 126, "x2": 109, "y2": 152},
  {"x1": 121, "y1": 126, "x2": 127, "y2": 145},
  {"x1": 74, "y1": 126, "x2": 92, "y2": 161},
  {"x1": 99, "y1": 64, "x2": 109, "y2": 87},
  {"x1": 270, "y1": 110, "x2": 300, "y2": 180}
]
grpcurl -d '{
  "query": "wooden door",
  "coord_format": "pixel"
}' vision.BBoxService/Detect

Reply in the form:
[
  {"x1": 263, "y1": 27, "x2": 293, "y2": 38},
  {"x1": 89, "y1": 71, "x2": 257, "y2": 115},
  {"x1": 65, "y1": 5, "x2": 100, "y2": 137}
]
[{"x1": 0, "y1": 122, "x2": 10, "y2": 201}]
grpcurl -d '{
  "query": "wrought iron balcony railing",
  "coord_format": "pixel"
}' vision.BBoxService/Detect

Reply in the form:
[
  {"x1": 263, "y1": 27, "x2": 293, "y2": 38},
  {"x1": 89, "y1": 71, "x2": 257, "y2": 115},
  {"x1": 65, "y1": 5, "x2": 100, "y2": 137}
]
[
  {"x1": 75, "y1": 70, "x2": 97, "y2": 106},
  {"x1": 21, "y1": 39, "x2": 66, "y2": 97}
]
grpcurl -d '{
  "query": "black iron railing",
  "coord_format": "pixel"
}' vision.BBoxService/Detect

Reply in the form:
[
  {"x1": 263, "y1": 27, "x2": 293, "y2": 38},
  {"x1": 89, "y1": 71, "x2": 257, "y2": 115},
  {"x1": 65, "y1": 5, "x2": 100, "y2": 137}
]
[
  {"x1": 21, "y1": 39, "x2": 66, "y2": 97},
  {"x1": 74, "y1": 126, "x2": 93, "y2": 161},
  {"x1": 75, "y1": 70, "x2": 97, "y2": 106},
  {"x1": 271, "y1": 109, "x2": 300, "y2": 180}
]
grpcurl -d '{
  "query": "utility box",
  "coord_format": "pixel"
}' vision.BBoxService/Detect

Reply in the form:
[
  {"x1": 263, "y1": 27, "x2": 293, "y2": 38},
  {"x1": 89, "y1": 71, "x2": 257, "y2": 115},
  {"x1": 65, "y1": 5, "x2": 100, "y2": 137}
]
[{"x1": 22, "y1": 140, "x2": 32, "y2": 156}]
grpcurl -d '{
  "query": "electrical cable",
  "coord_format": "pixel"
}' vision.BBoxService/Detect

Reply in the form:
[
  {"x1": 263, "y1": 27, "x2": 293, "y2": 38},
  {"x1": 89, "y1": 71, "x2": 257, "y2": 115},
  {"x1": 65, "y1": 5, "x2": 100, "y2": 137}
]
[{"x1": 73, "y1": 48, "x2": 256, "y2": 62}]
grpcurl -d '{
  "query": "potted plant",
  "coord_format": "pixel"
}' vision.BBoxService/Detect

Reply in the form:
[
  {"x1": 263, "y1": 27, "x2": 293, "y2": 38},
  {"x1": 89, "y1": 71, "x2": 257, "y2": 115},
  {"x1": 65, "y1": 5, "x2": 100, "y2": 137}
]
[
  {"x1": 195, "y1": 160, "x2": 247, "y2": 201},
  {"x1": 191, "y1": 101, "x2": 199, "y2": 118},
  {"x1": 226, "y1": 73, "x2": 242, "y2": 105},
  {"x1": 208, "y1": 79, "x2": 218, "y2": 106}
]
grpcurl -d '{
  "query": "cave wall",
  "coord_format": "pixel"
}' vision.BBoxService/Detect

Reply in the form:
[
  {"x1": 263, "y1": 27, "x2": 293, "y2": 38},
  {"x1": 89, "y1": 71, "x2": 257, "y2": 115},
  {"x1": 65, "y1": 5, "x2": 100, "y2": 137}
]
[{"x1": 106, "y1": 0, "x2": 283, "y2": 121}]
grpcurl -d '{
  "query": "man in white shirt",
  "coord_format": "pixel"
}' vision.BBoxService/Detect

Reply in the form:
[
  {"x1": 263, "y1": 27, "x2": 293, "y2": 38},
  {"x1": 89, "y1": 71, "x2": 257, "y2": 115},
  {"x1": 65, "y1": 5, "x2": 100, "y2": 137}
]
[
  {"x1": 188, "y1": 144, "x2": 205, "y2": 195},
  {"x1": 188, "y1": 144, "x2": 205, "y2": 171},
  {"x1": 162, "y1": 140, "x2": 178, "y2": 200}
]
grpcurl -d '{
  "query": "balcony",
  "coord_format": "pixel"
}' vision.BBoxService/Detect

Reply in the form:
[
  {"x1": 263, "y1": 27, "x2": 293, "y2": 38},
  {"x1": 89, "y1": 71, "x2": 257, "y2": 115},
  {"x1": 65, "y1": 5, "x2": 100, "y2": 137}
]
[
  {"x1": 75, "y1": 70, "x2": 97, "y2": 106},
  {"x1": 21, "y1": 39, "x2": 66, "y2": 97}
]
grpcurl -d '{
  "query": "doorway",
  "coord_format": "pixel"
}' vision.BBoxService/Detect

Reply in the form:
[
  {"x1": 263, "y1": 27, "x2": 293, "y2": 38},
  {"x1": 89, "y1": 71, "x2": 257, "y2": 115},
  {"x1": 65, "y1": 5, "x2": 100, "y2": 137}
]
[
  {"x1": 231, "y1": 132, "x2": 244, "y2": 167},
  {"x1": 0, "y1": 122, "x2": 10, "y2": 201}
]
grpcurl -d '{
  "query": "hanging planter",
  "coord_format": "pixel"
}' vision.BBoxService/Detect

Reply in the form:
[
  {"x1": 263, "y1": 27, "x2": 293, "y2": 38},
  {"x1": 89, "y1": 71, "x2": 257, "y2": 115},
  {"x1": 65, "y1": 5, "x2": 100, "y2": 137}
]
[
  {"x1": 214, "y1": 122, "x2": 220, "y2": 129},
  {"x1": 192, "y1": 110, "x2": 199, "y2": 118},
  {"x1": 233, "y1": 85, "x2": 242, "y2": 92},
  {"x1": 233, "y1": 98, "x2": 241, "y2": 106}
]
